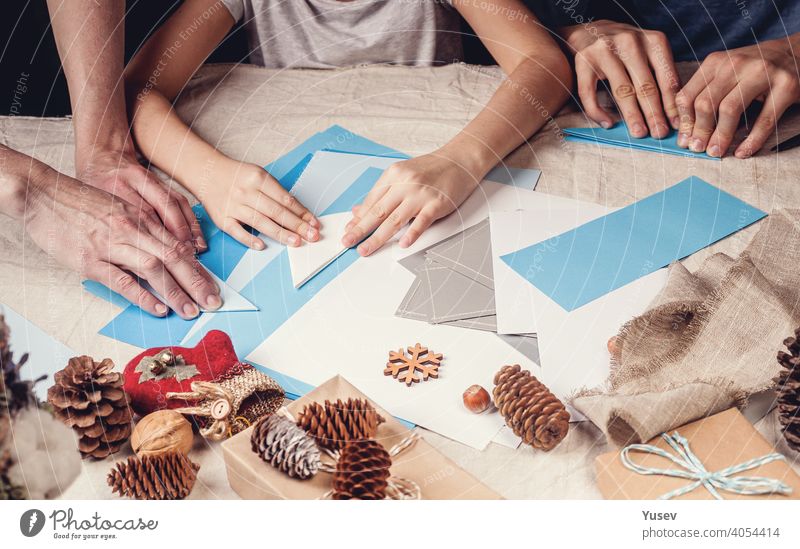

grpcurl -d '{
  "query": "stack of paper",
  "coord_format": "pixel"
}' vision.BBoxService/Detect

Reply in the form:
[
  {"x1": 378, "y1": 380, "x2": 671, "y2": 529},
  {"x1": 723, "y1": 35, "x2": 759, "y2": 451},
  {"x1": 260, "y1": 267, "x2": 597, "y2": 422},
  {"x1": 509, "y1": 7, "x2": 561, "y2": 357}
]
[{"x1": 563, "y1": 122, "x2": 718, "y2": 160}]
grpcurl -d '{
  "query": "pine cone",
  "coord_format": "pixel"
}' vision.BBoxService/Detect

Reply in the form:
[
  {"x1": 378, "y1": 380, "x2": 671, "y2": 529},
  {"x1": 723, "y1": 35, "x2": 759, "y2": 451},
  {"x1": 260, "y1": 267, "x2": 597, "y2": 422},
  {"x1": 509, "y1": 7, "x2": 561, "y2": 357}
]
[
  {"x1": 251, "y1": 415, "x2": 320, "y2": 479},
  {"x1": 775, "y1": 328, "x2": 800, "y2": 451},
  {"x1": 296, "y1": 398, "x2": 385, "y2": 451},
  {"x1": 107, "y1": 451, "x2": 199, "y2": 500},
  {"x1": 493, "y1": 364, "x2": 570, "y2": 451},
  {"x1": 332, "y1": 439, "x2": 391, "y2": 500},
  {"x1": 48, "y1": 356, "x2": 133, "y2": 459}
]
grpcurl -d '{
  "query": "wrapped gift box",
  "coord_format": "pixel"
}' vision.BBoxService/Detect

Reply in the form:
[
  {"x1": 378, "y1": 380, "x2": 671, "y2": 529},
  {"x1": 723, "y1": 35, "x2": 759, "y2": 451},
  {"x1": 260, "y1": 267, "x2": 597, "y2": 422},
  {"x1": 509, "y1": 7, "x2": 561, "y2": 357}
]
[
  {"x1": 595, "y1": 407, "x2": 800, "y2": 500},
  {"x1": 222, "y1": 375, "x2": 501, "y2": 499}
]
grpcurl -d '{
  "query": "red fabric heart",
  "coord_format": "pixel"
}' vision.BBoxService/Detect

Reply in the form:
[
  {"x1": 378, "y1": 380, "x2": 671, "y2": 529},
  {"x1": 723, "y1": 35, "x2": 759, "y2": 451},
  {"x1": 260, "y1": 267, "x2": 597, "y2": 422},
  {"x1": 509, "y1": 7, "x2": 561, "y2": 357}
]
[{"x1": 123, "y1": 330, "x2": 239, "y2": 416}]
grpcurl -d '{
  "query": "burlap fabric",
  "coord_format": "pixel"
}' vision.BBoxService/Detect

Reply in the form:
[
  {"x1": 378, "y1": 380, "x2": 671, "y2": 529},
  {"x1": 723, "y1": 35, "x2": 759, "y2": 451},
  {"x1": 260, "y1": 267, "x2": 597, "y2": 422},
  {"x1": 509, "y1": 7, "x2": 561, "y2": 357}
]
[{"x1": 573, "y1": 209, "x2": 800, "y2": 446}]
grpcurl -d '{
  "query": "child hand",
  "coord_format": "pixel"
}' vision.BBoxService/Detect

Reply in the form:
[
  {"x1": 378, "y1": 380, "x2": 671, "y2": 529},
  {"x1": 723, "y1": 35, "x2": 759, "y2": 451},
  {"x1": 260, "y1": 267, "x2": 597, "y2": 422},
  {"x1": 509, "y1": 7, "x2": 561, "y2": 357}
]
[
  {"x1": 341, "y1": 153, "x2": 480, "y2": 256},
  {"x1": 203, "y1": 161, "x2": 320, "y2": 250}
]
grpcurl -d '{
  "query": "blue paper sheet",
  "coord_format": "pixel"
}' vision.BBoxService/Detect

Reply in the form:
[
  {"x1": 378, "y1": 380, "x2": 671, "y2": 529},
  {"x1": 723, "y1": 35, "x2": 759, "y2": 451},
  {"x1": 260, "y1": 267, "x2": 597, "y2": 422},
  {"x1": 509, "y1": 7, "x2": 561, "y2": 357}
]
[
  {"x1": 563, "y1": 123, "x2": 719, "y2": 161},
  {"x1": 501, "y1": 177, "x2": 766, "y2": 311}
]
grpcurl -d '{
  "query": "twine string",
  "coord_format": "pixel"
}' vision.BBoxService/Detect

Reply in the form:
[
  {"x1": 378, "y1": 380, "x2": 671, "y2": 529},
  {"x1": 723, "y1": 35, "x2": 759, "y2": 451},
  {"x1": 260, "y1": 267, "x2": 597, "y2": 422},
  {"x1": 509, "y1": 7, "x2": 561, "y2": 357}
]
[{"x1": 620, "y1": 431, "x2": 793, "y2": 500}]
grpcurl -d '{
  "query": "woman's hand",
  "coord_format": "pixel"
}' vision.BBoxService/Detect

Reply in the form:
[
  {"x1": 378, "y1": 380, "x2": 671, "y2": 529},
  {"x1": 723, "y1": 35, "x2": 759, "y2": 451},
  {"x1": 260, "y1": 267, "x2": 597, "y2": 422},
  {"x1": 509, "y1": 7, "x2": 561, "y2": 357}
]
[
  {"x1": 201, "y1": 161, "x2": 320, "y2": 250},
  {"x1": 675, "y1": 36, "x2": 800, "y2": 158},
  {"x1": 561, "y1": 20, "x2": 680, "y2": 138},
  {"x1": 341, "y1": 153, "x2": 481, "y2": 256}
]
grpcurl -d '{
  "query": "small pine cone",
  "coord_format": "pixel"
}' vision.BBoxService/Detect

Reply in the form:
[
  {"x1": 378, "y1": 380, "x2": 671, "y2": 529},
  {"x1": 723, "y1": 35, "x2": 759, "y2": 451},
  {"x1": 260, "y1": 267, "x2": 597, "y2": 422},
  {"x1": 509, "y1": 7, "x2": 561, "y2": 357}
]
[
  {"x1": 48, "y1": 356, "x2": 133, "y2": 459},
  {"x1": 775, "y1": 328, "x2": 800, "y2": 451},
  {"x1": 332, "y1": 440, "x2": 391, "y2": 500},
  {"x1": 493, "y1": 364, "x2": 570, "y2": 451},
  {"x1": 107, "y1": 452, "x2": 199, "y2": 500},
  {"x1": 251, "y1": 415, "x2": 320, "y2": 479},
  {"x1": 296, "y1": 398, "x2": 385, "y2": 451}
]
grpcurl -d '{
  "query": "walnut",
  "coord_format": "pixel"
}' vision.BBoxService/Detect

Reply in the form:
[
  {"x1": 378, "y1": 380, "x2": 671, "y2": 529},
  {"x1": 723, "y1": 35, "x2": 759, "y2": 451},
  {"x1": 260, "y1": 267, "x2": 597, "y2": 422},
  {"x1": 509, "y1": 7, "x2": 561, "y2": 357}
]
[{"x1": 131, "y1": 410, "x2": 194, "y2": 457}]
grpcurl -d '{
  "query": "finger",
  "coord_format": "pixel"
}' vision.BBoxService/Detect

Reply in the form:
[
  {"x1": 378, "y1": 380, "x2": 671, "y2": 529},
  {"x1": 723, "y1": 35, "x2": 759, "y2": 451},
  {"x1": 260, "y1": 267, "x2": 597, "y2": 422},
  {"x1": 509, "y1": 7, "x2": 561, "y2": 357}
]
[
  {"x1": 675, "y1": 65, "x2": 716, "y2": 147},
  {"x1": 688, "y1": 76, "x2": 737, "y2": 152},
  {"x1": 253, "y1": 192, "x2": 318, "y2": 242},
  {"x1": 735, "y1": 89, "x2": 795, "y2": 158},
  {"x1": 356, "y1": 201, "x2": 417, "y2": 257},
  {"x1": 575, "y1": 55, "x2": 614, "y2": 128},
  {"x1": 399, "y1": 206, "x2": 439, "y2": 249},
  {"x1": 258, "y1": 177, "x2": 319, "y2": 229},
  {"x1": 88, "y1": 261, "x2": 167, "y2": 317},
  {"x1": 343, "y1": 185, "x2": 391, "y2": 246},
  {"x1": 617, "y1": 44, "x2": 670, "y2": 138},
  {"x1": 602, "y1": 56, "x2": 649, "y2": 137},
  {"x1": 136, "y1": 175, "x2": 195, "y2": 245},
  {"x1": 132, "y1": 232, "x2": 220, "y2": 312},
  {"x1": 224, "y1": 218, "x2": 266, "y2": 250},
  {"x1": 707, "y1": 81, "x2": 764, "y2": 157},
  {"x1": 111, "y1": 245, "x2": 199, "y2": 320},
  {"x1": 645, "y1": 34, "x2": 681, "y2": 128},
  {"x1": 177, "y1": 197, "x2": 207, "y2": 252},
  {"x1": 342, "y1": 191, "x2": 403, "y2": 249},
  {"x1": 242, "y1": 205, "x2": 302, "y2": 247}
]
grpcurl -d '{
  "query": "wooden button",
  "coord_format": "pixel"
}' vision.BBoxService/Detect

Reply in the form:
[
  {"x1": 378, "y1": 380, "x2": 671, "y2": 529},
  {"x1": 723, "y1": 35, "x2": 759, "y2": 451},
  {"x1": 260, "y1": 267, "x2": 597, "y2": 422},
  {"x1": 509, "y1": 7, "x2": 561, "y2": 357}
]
[{"x1": 210, "y1": 399, "x2": 231, "y2": 419}]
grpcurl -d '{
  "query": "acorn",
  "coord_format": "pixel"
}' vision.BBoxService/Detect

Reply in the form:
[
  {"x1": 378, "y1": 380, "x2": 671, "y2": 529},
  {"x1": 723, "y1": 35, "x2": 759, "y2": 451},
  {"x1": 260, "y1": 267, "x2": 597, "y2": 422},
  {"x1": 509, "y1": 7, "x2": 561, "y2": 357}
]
[
  {"x1": 607, "y1": 336, "x2": 622, "y2": 360},
  {"x1": 462, "y1": 384, "x2": 491, "y2": 414}
]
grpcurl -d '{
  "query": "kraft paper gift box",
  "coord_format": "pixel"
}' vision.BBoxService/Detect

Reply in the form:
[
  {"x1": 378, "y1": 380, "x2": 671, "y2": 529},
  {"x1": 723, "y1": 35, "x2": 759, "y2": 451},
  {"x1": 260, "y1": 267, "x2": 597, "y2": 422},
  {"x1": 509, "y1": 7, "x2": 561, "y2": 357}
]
[
  {"x1": 222, "y1": 374, "x2": 501, "y2": 499},
  {"x1": 595, "y1": 408, "x2": 800, "y2": 500}
]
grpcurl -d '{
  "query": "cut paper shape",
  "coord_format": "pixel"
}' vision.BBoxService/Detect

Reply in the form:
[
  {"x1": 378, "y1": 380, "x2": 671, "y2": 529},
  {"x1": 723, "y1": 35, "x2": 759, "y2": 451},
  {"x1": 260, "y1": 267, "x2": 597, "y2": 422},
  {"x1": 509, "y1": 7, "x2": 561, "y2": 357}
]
[
  {"x1": 485, "y1": 165, "x2": 542, "y2": 189},
  {"x1": 501, "y1": 177, "x2": 766, "y2": 312},
  {"x1": 563, "y1": 122, "x2": 719, "y2": 160},
  {"x1": 287, "y1": 212, "x2": 352, "y2": 288},
  {"x1": 425, "y1": 218, "x2": 494, "y2": 289},
  {"x1": 422, "y1": 262, "x2": 495, "y2": 324}
]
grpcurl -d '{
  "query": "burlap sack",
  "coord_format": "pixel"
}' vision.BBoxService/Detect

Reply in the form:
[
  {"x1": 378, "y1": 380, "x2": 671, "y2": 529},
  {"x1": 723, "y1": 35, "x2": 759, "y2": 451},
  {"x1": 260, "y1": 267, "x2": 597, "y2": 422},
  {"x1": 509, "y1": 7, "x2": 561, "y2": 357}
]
[{"x1": 573, "y1": 209, "x2": 800, "y2": 446}]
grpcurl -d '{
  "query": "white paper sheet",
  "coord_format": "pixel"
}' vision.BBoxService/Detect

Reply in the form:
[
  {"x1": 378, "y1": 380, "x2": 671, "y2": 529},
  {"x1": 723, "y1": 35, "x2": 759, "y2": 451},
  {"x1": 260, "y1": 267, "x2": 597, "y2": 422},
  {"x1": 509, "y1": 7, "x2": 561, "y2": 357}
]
[
  {"x1": 490, "y1": 210, "x2": 668, "y2": 401},
  {"x1": 144, "y1": 269, "x2": 257, "y2": 313},
  {"x1": 248, "y1": 177, "x2": 549, "y2": 449},
  {"x1": 286, "y1": 212, "x2": 352, "y2": 288}
]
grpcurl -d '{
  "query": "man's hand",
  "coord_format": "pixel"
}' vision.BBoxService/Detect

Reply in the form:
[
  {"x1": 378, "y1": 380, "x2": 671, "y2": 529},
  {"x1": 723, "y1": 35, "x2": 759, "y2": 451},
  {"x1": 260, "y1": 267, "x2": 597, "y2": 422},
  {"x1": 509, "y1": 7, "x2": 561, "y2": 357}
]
[
  {"x1": 2, "y1": 149, "x2": 221, "y2": 319},
  {"x1": 78, "y1": 149, "x2": 207, "y2": 252},
  {"x1": 561, "y1": 20, "x2": 680, "y2": 138},
  {"x1": 675, "y1": 36, "x2": 800, "y2": 158},
  {"x1": 341, "y1": 153, "x2": 480, "y2": 256}
]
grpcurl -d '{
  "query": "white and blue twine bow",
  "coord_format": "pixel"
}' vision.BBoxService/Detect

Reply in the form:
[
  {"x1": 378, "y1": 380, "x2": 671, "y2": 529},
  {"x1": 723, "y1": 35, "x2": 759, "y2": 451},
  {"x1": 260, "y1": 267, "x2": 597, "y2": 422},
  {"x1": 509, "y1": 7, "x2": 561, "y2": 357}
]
[{"x1": 620, "y1": 431, "x2": 793, "y2": 500}]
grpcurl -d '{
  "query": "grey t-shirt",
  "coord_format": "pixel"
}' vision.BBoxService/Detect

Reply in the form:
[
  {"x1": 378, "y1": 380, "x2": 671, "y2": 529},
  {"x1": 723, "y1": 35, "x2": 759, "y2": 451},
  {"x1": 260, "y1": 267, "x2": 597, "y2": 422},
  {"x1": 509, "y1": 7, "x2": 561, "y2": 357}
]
[{"x1": 220, "y1": 0, "x2": 464, "y2": 68}]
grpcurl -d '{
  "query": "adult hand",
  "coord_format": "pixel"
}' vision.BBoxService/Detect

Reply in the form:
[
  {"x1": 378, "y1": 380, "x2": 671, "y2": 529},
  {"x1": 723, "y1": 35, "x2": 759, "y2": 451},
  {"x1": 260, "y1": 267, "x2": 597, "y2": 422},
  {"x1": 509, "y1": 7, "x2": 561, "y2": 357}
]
[
  {"x1": 675, "y1": 36, "x2": 800, "y2": 158},
  {"x1": 341, "y1": 153, "x2": 480, "y2": 256},
  {"x1": 78, "y1": 148, "x2": 207, "y2": 253},
  {"x1": 200, "y1": 160, "x2": 319, "y2": 250},
  {"x1": 21, "y1": 161, "x2": 221, "y2": 319},
  {"x1": 561, "y1": 20, "x2": 680, "y2": 138}
]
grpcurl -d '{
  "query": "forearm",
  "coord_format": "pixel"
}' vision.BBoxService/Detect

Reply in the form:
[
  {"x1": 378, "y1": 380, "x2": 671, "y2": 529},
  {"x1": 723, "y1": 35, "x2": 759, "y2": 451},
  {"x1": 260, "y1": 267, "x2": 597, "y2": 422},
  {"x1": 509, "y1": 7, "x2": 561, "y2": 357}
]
[
  {"x1": 441, "y1": 56, "x2": 572, "y2": 177},
  {"x1": 46, "y1": 0, "x2": 132, "y2": 169},
  {"x1": 127, "y1": 89, "x2": 234, "y2": 198},
  {"x1": 0, "y1": 146, "x2": 59, "y2": 220}
]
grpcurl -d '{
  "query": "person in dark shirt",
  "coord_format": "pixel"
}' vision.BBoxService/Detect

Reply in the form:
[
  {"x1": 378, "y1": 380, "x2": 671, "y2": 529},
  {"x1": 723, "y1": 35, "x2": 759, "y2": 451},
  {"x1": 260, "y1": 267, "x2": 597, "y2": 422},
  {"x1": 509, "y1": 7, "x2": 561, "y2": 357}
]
[{"x1": 553, "y1": 0, "x2": 800, "y2": 158}]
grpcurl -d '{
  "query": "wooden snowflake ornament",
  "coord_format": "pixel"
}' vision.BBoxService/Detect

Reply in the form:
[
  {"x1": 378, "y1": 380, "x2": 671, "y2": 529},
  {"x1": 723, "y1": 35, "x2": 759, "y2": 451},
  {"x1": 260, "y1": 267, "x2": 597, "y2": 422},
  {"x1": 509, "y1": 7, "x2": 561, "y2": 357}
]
[{"x1": 384, "y1": 343, "x2": 443, "y2": 386}]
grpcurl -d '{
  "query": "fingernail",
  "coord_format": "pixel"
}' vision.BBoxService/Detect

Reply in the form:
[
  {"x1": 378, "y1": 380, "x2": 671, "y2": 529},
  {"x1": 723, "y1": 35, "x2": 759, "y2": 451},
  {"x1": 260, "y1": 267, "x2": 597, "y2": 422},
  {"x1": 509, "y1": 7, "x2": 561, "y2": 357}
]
[
  {"x1": 689, "y1": 138, "x2": 704, "y2": 152},
  {"x1": 196, "y1": 236, "x2": 208, "y2": 252},
  {"x1": 600, "y1": 120, "x2": 612, "y2": 129},
  {"x1": 677, "y1": 133, "x2": 689, "y2": 147},
  {"x1": 342, "y1": 235, "x2": 355, "y2": 247},
  {"x1": 707, "y1": 144, "x2": 720, "y2": 157},
  {"x1": 255, "y1": 240, "x2": 265, "y2": 250},
  {"x1": 671, "y1": 117, "x2": 680, "y2": 128},
  {"x1": 183, "y1": 303, "x2": 199, "y2": 318},
  {"x1": 206, "y1": 294, "x2": 222, "y2": 310},
  {"x1": 289, "y1": 235, "x2": 301, "y2": 247},
  {"x1": 357, "y1": 243, "x2": 370, "y2": 256},
  {"x1": 309, "y1": 217, "x2": 320, "y2": 228},
  {"x1": 632, "y1": 123, "x2": 645, "y2": 137},
  {"x1": 399, "y1": 237, "x2": 410, "y2": 248},
  {"x1": 306, "y1": 228, "x2": 318, "y2": 241},
  {"x1": 654, "y1": 123, "x2": 668, "y2": 137},
  {"x1": 155, "y1": 303, "x2": 168, "y2": 316}
]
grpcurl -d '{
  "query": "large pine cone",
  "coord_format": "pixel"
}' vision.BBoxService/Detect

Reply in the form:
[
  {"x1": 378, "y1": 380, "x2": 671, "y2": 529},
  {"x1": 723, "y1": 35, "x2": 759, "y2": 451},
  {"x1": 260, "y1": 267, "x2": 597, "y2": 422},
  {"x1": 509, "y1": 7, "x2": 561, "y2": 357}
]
[
  {"x1": 107, "y1": 451, "x2": 199, "y2": 500},
  {"x1": 48, "y1": 356, "x2": 133, "y2": 459},
  {"x1": 251, "y1": 415, "x2": 320, "y2": 479},
  {"x1": 296, "y1": 398, "x2": 385, "y2": 451},
  {"x1": 775, "y1": 328, "x2": 800, "y2": 451},
  {"x1": 332, "y1": 440, "x2": 391, "y2": 500},
  {"x1": 493, "y1": 364, "x2": 570, "y2": 451}
]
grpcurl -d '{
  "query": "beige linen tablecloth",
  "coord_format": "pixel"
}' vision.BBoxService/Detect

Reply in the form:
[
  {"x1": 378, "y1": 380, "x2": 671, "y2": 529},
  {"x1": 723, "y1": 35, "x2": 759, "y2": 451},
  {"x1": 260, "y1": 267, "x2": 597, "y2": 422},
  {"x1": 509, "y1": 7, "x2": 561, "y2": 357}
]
[{"x1": 2, "y1": 63, "x2": 799, "y2": 499}]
